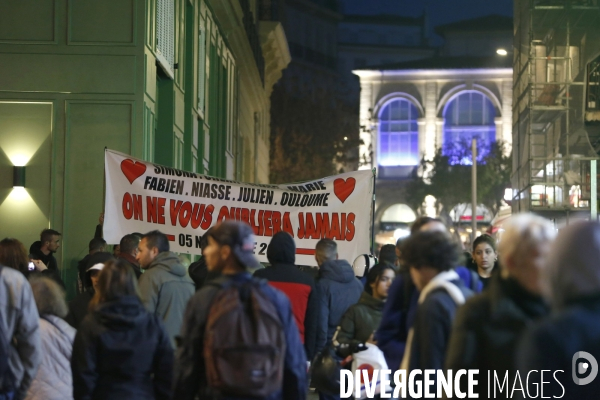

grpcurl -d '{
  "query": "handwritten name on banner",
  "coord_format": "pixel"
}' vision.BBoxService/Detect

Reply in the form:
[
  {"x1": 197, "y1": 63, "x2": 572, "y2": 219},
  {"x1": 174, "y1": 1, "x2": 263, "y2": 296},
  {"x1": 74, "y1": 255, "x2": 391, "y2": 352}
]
[{"x1": 104, "y1": 149, "x2": 374, "y2": 266}]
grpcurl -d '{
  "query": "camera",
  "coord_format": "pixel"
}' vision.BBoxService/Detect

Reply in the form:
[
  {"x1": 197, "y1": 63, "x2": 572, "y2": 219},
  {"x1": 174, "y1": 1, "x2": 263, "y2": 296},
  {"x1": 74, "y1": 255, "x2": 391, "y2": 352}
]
[{"x1": 28, "y1": 262, "x2": 35, "y2": 271}]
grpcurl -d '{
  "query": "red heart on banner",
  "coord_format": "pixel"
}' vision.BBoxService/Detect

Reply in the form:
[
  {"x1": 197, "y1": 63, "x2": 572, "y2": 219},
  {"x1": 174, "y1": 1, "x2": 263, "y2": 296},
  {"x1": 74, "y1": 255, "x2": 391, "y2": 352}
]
[
  {"x1": 333, "y1": 177, "x2": 356, "y2": 203},
  {"x1": 120, "y1": 159, "x2": 147, "y2": 184}
]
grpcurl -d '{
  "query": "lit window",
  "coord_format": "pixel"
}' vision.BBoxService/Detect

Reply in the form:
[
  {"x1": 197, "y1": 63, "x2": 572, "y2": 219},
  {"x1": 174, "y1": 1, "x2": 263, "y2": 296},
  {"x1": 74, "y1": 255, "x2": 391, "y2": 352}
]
[
  {"x1": 443, "y1": 91, "x2": 496, "y2": 164},
  {"x1": 378, "y1": 98, "x2": 419, "y2": 166}
]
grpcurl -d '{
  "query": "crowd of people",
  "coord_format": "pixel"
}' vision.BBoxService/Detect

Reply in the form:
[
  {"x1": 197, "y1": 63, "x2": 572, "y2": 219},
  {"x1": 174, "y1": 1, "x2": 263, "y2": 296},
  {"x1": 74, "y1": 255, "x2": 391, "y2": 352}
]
[{"x1": 1, "y1": 213, "x2": 600, "y2": 399}]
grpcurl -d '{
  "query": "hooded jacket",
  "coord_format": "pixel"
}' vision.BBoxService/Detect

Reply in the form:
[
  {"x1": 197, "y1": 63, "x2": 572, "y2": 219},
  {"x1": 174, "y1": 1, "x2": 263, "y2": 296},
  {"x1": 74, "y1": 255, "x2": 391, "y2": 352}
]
[
  {"x1": 445, "y1": 274, "x2": 548, "y2": 397},
  {"x1": 518, "y1": 222, "x2": 600, "y2": 400},
  {"x1": 254, "y1": 232, "x2": 319, "y2": 359},
  {"x1": 315, "y1": 259, "x2": 363, "y2": 352},
  {"x1": 376, "y1": 266, "x2": 481, "y2": 371},
  {"x1": 403, "y1": 272, "x2": 473, "y2": 370},
  {"x1": 28, "y1": 241, "x2": 64, "y2": 287},
  {"x1": 0, "y1": 266, "x2": 41, "y2": 399},
  {"x1": 401, "y1": 271, "x2": 473, "y2": 397},
  {"x1": 71, "y1": 295, "x2": 173, "y2": 400},
  {"x1": 25, "y1": 315, "x2": 76, "y2": 400},
  {"x1": 173, "y1": 272, "x2": 308, "y2": 400},
  {"x1": 138, "y1": 251, "x2": 195, "y2": 347},
  {"x1": 333, "y1": 291, "x2": 384, "y2": 348}
]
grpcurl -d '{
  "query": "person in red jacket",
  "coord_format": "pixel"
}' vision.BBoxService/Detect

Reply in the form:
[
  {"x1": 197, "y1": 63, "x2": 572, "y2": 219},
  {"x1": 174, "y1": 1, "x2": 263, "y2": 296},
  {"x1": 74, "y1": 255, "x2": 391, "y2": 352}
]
[{"x1": 254, "y1": 231, "x2": 319, "y2": 360}]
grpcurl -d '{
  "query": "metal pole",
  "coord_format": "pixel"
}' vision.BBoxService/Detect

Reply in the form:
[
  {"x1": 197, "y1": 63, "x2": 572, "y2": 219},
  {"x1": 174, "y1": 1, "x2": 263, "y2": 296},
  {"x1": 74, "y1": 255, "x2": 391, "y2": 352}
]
[
  {"x1": 370, "y1": 168, "x2": 377, "y2": 255},
  {"x1": 472, "y1": 139, "x2": 477, "y2": 242},
  {"x1": 103, "y1": 147, "x2": 107, "y2": 216},
  {"x1": 592, "y1": 160, "x2": 597, "y2": 221}
]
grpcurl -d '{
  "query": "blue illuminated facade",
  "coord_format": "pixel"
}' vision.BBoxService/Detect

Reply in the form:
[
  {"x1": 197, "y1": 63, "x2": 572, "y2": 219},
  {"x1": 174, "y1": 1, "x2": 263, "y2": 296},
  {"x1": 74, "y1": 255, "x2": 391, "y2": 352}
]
[
  {"x1": 443, "y1": 90, "x2": 497, "y2": 164},
  {"x1": 378, "y1": 98, "x2": 420, "y2": 166}
]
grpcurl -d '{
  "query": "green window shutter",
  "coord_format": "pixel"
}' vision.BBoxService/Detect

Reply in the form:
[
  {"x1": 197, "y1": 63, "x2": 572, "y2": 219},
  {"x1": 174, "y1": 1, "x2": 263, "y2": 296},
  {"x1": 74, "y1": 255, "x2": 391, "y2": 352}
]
[
  {"x1": 174, "y1": 133, "x2": 184, "y2": 169},
  {"x1": 198, "y1": 15, "x2": 207, "y2": 114},
  {"x1": 143, "y1": 104, "x2": 155, "y2": 162},
  {"x1": 156, "y1": 0, "x2": 175, "y2": 79}
]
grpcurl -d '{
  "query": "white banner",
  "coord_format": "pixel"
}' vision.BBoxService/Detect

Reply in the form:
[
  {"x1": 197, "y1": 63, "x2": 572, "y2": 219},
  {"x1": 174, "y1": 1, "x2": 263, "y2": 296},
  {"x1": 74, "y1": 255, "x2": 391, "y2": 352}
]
[{"x1": 104, "y1": 149, "x2": 374, "y2": 266}]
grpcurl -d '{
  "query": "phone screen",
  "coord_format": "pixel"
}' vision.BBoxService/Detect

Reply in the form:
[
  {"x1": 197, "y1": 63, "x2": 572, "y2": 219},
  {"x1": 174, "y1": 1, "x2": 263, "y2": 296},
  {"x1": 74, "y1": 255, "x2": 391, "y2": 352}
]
[{"x1": 28, "y1": 262, "x2": 35, "y2": 271}]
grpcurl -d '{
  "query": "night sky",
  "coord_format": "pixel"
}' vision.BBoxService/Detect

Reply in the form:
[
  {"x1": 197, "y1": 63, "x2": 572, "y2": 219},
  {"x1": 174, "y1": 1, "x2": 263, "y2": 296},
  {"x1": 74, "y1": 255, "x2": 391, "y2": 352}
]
[{"x1": 341, "y1": 0, "x2": 513, "y2": 43}]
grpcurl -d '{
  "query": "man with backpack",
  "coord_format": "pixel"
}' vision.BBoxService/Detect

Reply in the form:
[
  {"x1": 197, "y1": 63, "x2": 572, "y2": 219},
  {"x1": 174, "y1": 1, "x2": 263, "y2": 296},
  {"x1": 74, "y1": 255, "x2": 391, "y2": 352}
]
[
  {"x1": 173, "y1": 221, "x2": 307, "y2": 400},
  {"x1": 0, "y1": 263, "x2": 41, "y2": 399}
]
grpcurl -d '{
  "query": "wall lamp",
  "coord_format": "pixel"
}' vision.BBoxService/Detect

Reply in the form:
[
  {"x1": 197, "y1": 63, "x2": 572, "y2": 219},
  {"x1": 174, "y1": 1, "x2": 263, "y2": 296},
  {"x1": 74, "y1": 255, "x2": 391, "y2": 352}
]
[{"x1": 13, "y1": 166, "x2": 26, "y2": 188}]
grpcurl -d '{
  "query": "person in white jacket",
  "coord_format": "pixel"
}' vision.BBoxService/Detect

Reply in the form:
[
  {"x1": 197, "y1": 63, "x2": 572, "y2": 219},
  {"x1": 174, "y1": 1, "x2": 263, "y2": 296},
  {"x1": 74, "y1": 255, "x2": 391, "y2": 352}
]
[{"x1": 25, "y1": 277, "x2": 75, "y2": 400}]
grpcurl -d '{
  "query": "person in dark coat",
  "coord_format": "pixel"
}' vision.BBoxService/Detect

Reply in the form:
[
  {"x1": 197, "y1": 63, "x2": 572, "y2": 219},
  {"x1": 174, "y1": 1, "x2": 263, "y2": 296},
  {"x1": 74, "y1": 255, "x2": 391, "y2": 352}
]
[
  {"x1": 471, "y1": 234, "x2": 498, "y2": 288},
  {"x1": 518, "y1": 221, "x2": 600, "y2": 400},
  {"x1": 333, "y1": 263, "x2": 395, "y2": 348},
  {"x1": 188, "y1": 228, "x2": 220, "y2": 290},
  {"x1": 66, "y1": 252, "x2": 114, "y2": 329},
  {"x1": 399, "y1": 231, "x2": 473, "y2": 396},
  {"x1": 76, "y1": 238, "x2": 106, "y2": 293},
  {"x1": 314, "y1": 239, "x2": 364, "y2": 353},
  {"x1": 254, "y1": 231, "x2": 319, "y2": 360},
  {"x1": 375, "y1": 269, "x2": 418, "y2": 371},
  {"x1": 314, "y1": 239, "x2": 363, "y2": 400},
  {"x1": 297, "y1": 265, "x2": 319, "y2": 280},
  {"x1": 446, "y1": 214, "x2": 555, "y2": 397},
  {"x1": 71, "y1": 259, "x2": 173, "y2": 400},
  {"x1": 375, "y1": 218, "x2": 481, "y2": 372},
  {"x1": 117, "y1": 234, "x2": 142, "y2": 279},
  {"x1": 29, "y1": 229, "x2": 64, "y2": 286},
  {"x1": 173, "y1": 221, "x2": 307, "y2": 400},
  {"x1": 378, "y1": 244, "x2": 398, "y2": 270}
]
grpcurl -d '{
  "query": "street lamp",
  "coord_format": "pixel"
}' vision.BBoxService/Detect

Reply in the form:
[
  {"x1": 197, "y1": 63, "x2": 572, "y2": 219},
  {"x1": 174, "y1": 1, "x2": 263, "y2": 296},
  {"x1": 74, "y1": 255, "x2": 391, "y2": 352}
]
[{"x1": 496, "y1": 48, "x2": 508, "y2": 56}]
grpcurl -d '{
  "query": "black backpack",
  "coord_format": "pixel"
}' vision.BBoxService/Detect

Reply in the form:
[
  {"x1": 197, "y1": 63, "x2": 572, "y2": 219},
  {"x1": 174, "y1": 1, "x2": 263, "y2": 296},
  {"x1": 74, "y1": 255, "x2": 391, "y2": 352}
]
[
  {"x1": 204, "y1": 278, "x2": 286, "y2": 397},
  {"x1": 0, "y1": 265, "x2": 15, "y2": 394}
]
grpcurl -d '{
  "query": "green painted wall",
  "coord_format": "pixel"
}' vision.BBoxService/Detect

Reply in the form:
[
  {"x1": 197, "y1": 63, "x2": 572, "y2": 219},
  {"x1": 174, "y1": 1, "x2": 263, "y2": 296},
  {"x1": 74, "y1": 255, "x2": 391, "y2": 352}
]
[
  {"x1": 0, "y1": 102, "x2": 53, "y2": 247},
  {"x1": 0, "y1": 0, "x2": 144, "y2": 298},
  {"x1": 0, "y1": 0, "x2": 137, "y2": 298},
  {"x1": 0, "y1": 0, "x2": 250, "y2": 298}
]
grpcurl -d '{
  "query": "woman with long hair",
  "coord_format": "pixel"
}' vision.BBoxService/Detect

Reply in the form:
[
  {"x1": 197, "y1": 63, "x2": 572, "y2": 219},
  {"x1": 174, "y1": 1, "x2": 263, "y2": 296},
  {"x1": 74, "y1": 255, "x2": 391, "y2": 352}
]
[
  {"x1": 71, "y1": 259, "x2": 173, "y2": 400},
  {"x1": 332, "y1": 263, "x2": 396, "y2": 347},
  {"x1": 0, "y1": 238, "x2": 31, "y2": 276}
]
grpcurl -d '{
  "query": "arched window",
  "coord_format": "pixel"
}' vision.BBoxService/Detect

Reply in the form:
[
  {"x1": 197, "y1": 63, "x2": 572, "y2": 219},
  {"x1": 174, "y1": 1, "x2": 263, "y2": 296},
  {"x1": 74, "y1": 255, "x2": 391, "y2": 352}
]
[
  {"x1": 378, "y1": 98, "x2": 419, "y2": 166},
  {"x1": 443, "y1": 91, "x2": 496, "y2": 164}
]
